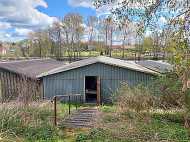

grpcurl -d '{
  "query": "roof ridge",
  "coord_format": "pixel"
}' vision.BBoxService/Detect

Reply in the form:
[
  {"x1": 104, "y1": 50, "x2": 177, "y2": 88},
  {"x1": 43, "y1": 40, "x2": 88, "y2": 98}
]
[{"x1": 37, "y1": 56, "x2": 159, "y2": 78}]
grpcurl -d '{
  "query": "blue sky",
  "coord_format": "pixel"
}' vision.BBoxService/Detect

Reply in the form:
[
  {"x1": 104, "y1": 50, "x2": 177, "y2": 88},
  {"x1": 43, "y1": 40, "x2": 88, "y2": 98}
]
[
  {"x1": 0, "y1": 0, "x2": 106, "y2": 42},
  {"x1": 0, "y1": 0, "x2": 173, "y2": 43},
  {"x1": 37, "y1": 0, "x2": 96, "y2": 18}
]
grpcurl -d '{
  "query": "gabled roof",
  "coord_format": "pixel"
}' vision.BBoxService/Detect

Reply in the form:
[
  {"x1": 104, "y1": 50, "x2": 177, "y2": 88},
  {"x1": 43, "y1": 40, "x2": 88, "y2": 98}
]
[
  {"x1": 37, "y1": 56, "x2": 158, "y2": 78},
  {"x1": 0, "y1": 59, "x2": 65, "y2": 79}
]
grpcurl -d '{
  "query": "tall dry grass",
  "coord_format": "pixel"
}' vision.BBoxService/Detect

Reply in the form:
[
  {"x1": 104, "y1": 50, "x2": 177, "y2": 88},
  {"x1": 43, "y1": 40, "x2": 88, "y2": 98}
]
[
  {"x1": 0, "y1": 100, "x2": 57, "y2": 141},
  {"x1": 114, "y1": 84, "x2": 156, "y2": 113}
]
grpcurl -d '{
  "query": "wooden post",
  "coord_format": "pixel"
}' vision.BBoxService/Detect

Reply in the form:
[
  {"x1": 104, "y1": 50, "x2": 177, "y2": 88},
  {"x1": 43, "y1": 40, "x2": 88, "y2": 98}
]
[
  {"x1": 68, "y1": 95, "x2": 71, "y2": 114},
  {"x1": 0, "y1": 72, "x2": 2, "y2": 102},
  {"x1": 97, "y1": 76, "x2": 101, "y2": 105},
  {"x1": 54, "y1": 96, "x2": 57, "y2": 126}
]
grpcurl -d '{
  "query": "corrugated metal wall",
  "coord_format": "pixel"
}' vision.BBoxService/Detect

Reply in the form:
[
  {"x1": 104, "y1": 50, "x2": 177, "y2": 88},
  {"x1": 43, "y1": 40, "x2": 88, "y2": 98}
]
[
  {"x1": 43, "y1": 63, "x2": 154, "y2": 102},
  {"x1": 0, "y1": 69, "x2": 42, "y2": 102}
]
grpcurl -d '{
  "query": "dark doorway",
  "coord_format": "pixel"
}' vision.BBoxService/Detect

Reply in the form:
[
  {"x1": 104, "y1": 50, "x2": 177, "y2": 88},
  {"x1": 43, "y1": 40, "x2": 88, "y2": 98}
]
[{"x1": 85, "y1": 76, "x2": 97, "y2": 103}]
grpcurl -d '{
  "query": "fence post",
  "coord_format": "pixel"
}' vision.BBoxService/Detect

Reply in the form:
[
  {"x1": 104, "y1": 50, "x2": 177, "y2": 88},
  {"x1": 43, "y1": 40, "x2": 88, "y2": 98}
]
[
  {"x1": 68, "y1": 95, "x2": 71, "y2": 114},
  {"x1": 54, "y1": 96, "x2": 57, "y2": 126}
]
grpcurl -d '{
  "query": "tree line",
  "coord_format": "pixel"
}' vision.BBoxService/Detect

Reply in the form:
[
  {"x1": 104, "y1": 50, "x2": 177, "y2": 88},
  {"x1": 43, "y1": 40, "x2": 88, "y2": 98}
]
[{"x1": 14, "y1": 12, "x2": 169, "y2": 60}]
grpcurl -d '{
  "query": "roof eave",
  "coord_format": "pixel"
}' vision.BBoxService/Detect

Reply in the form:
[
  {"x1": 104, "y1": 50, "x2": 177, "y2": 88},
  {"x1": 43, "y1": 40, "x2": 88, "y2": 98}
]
[{"x1": 38, "y1": 61, "x2": 159, "y2": 78}]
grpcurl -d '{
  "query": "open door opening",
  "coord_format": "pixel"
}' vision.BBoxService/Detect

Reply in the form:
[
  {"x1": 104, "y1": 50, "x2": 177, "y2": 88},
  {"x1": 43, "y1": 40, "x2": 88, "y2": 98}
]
[{"x1": 85, "y1": 76, "x2": 99, "y2": 104}]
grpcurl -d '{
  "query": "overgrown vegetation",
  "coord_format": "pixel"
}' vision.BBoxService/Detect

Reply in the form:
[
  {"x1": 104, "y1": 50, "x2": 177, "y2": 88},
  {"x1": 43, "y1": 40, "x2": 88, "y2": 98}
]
[
  {"x1": 0, "y1": 101, "x2": 57, "y2": 141},
  {"x1": 114, "y1": 84, "x2": 156, "y2": 112},
  {"x1": 0, "y1": 101, "x2": 81, "y2": 142},
  {"x1": 150, "y1": 73, "x2": 183, "y2": 108},
  {"x1": 75, "y1": 82, "x2": 190, "y2": 142},
  {"x1": 75, "y1": 105, "x2": 190, "y2": 142},
  {"x1": 0, "y1": 77, "x2": 190, "y2": 142}
]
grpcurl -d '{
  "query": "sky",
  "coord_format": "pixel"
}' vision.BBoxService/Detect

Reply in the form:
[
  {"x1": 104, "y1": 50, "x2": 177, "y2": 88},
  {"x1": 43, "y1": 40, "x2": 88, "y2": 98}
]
[
  {"x1": 0, "y1": 0, "x2": 113, "y2": 42},
  {"x1": 0, "y1": 0, "x2": 171, "y2": 44}
]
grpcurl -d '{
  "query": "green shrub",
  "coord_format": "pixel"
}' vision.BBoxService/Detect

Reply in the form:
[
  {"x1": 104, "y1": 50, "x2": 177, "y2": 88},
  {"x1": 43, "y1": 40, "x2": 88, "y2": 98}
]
[
  {"x1": 24, "y1": 123, "x2": 58, "y2": 141},
  {"x1": 152, "y1": 111, "x2": 184, "y2": 124},
  {"x1": 139, "y1": 119, "x2": 190, "y2": 141},
  {"x1": 88, "y1": 128, "x2": 110, "y2": 141},
  {"x1": 115, "y1": 84, "x2": 155, "y2": 112},
  {"x1": 76, "y1": 133, "x2": 89, "y2": 142},
  {"x1": 149, "y1": 72, "x2": 183, "y2": 108}
]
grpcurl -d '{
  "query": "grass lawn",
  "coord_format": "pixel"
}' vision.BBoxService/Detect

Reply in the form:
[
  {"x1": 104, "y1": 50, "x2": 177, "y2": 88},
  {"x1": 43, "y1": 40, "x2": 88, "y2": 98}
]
[{"x1": 67, "y1": 105, "x2": 190, "y2": 142}]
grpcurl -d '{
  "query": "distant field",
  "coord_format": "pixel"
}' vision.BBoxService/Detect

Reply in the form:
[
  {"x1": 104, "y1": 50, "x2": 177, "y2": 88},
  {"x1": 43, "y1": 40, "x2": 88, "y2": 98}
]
[{"x1": 0, "y1": 50, "x2": 165, "y2": 61}]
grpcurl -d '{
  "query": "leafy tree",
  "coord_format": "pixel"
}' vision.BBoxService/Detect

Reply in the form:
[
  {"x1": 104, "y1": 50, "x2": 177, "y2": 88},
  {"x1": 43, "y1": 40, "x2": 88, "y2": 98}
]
[
  {"x1": 28, "y1": 30, "x2": 51, "y2": 57},
  {"x1": 143, "y1": 37, "x2": 153, "y2": 52},
  {"x1": 94, "y1": 0, "x2": 190, "y2": 128}
]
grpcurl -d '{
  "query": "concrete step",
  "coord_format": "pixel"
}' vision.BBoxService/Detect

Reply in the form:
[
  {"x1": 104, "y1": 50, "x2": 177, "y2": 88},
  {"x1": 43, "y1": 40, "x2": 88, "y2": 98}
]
[
  {"x1": 74, "y1": 111, "x2": 97, "y2": 113},
  {"x1": 64, "y1": 118, "x2": 92, "y2": 122},
  {"x1": 62, "y1": 107, "x2": 98, "y2": 128},
  {"x1": 64, "y1": 123, "x2": 93, "y2": 128},
  {"x1": 66, "y1": 117, "x2": 94, "y2": 121},
  {"x1": 77, "y1": 109, "x2": 98, "y2": 112},
  {"x1": 78, "y1": 110, "x2": 98, "y2": 113},
  {"x1": 64, "y1": 120, "x2": 92, "y2": 124},
  {"x1": 71, "y1": 113, "x2": 95, "y2": 117}
]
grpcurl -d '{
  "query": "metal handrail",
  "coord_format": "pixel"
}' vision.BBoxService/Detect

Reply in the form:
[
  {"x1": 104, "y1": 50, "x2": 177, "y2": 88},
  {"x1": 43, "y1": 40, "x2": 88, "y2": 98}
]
[{"x1": 53, "y1": 94, "x2": 83, "y2": 126}]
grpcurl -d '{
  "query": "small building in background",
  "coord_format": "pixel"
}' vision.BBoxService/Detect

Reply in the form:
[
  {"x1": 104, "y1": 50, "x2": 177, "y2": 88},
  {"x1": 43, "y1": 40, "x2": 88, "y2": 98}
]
[
  {"x1": 0, "y1": 43, "x2": 7, "y2": 55},
  {"x1": 0, "y1": 56, "x2": 159, "y2": 104},
  {"x1": 136, "y1": 60, "x2": 173, "y2": 73}
]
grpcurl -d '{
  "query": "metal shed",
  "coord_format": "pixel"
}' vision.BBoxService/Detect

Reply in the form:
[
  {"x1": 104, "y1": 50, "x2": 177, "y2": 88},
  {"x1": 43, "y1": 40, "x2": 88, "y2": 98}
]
[
  {"x1": 38, "y1": 56, "x2": 158, "y2": 104},
  {"x1": 0, "y1": 56, "x2": 159, "y2": 104},
  {"x1": 0, "y1": 59, "x2": 64, "y2": 101}
]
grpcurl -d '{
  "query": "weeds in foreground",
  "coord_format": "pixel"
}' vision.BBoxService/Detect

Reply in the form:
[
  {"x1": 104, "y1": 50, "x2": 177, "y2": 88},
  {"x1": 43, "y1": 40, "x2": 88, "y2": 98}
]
[
  {"x1": 76, "y1": 106, "x2": 190, "y2": 142},
  {"x1": 0, "y1": 101, "x2": 58, "y2": 141},
  {"x1": 75, "y1": 82, "x2": 190, "y2": 142}
]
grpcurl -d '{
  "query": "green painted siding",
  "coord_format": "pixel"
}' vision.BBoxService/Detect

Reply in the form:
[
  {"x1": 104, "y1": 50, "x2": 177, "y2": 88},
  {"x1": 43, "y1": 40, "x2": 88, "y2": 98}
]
[{"x1": 43, "y1": 63, "x2": 153, "y2": 102}]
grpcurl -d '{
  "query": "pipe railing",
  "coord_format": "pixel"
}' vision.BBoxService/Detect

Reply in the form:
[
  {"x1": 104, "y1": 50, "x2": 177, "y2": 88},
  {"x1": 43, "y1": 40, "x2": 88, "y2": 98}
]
[{"x1": 53, "y1": 94, "x2": 83, "y2": 126}]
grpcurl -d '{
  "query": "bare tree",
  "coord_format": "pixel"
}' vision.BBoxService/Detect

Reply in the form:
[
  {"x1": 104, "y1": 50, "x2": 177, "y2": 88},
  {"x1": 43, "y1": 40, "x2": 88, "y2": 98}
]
[
  {"x1": 119, "y1": 19, "x2": 130, "y2": 59},
  {"x1": 48, "y1": 21, "x2": 63, "y2": 59},
  {"x1": 103, "y1": 17, "x2": 115, "y2": 57},
  {"x1": 63, "y1": 13, "x2": 84, "y2": 60},
  {"x1": 87, "y1": 16, "x2": 98, "y2": 43}
]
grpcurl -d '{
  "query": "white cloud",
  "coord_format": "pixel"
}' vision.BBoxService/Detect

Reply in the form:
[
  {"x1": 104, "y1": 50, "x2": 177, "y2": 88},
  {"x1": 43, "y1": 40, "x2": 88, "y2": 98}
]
[
  {"x1": 68, "y1": 0, "x2": 94, "y2": 8},
  {"x1": 145, "y1": 30, "x2": 152, "y2": 37},
  {"x1": 0, "y1": 0, "x2": 56, "y2": 28},
  {"x1": 0, "y1": 31, "x2": 16, "y2": 42},
  {"x1": 0, "y1": 22, "x2": 11, "y2": 29},
  {"x1": 0, "y1": 0, "x2": 56, "y2": 41},
  {"x1": 68, "y1": 0, "x2": 113, "y2": 17},
  {"x1": 68, "y1": 0, "x2": 119, "y2": 17},
  {"x1": 15, "y1": 28, "x2": 33, "y2": 36},
  {"x1": 5, "y1": 33, "x2": 11, "y2": 38},
  {"x1": 96, "y1": 4, "x2": 113, "y2": 17},
  {"x1": 159, "y1": 16, "x2": 167, "y2": 24}
]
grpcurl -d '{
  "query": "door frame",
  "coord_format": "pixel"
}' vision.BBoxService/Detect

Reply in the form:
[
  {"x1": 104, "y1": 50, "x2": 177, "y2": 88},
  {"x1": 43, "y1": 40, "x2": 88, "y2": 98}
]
[
  {"x1": 96, "y1": 76, "x2": 101, "y2": 105},
  {"x1": 84, "y1": 76, "x2": 101, "y2": 105}
]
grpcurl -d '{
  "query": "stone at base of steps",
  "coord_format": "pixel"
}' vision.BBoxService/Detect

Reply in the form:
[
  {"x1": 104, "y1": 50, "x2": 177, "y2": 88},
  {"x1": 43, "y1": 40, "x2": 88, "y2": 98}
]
[{"x1": 62, "y1": 107, "x2": 99, "y2": 128}]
